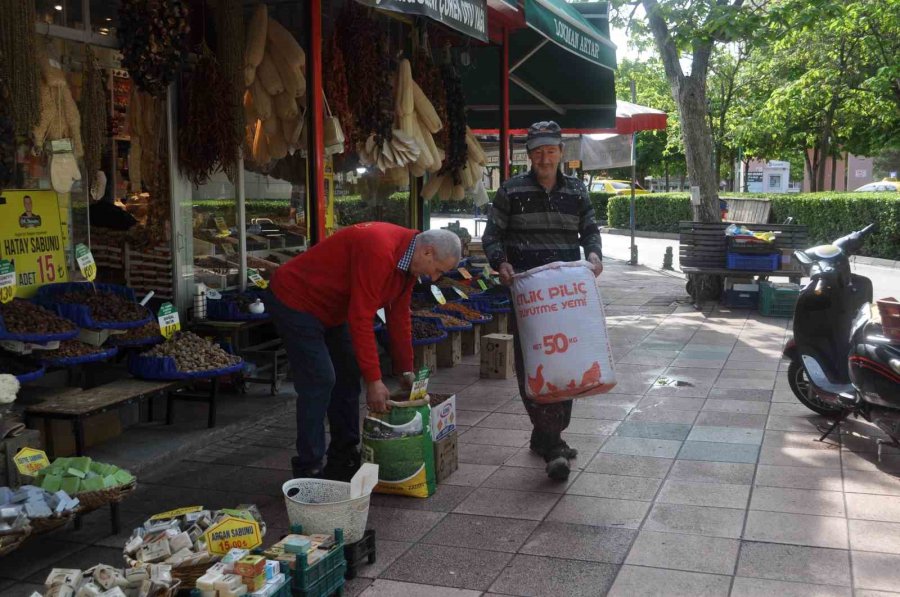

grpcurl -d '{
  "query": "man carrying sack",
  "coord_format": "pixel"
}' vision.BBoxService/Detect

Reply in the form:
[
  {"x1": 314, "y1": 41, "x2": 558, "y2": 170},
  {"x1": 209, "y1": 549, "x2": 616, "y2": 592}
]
[
  {"x1": 482, "y1": 121, "x2": 604, "y2": 481},
  {"x1": 268, "y1": 223, "x2": 462, "y2": 481}
]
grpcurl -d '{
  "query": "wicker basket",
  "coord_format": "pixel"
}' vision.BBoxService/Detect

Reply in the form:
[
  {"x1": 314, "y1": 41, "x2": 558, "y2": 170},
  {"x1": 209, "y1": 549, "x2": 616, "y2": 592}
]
[
  {"x1": 30, "y1": 511, "x2": 76, "y2": 535},
  {"x1": 76, "y1": 481, "x2": 137, "y2": 514},
  {"x1": 124, "y1": 553, "x2": 219, "y2": 589},
  {"x1": 0, "y1": 525, "x2": 31, "y2": 557}
]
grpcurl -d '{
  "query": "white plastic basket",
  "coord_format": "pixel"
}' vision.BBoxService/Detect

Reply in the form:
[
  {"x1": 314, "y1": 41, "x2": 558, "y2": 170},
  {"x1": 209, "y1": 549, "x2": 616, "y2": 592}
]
[{"x1": 282, "y1": 478, "x2": 371, "y2": 544}]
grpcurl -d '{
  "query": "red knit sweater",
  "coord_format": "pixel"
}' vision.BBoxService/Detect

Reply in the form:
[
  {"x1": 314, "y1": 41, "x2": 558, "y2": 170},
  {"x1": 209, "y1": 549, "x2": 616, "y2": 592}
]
[{"x1": 271, "y1": 222, "x2": 417, "y2": 382}]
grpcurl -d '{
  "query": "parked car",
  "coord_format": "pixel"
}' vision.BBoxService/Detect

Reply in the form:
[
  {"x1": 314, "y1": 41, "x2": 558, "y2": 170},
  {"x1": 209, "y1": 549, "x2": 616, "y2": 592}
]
[
  {"x1": 853, "y1": 179, "x2": 899, "y2": 192},
  {"x1": 589, "y1": 179, "x2": 649, "y2": 195}
]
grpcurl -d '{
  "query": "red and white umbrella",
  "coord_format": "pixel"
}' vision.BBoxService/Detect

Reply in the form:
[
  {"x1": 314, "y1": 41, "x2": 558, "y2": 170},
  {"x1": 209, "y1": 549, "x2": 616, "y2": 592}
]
[{"x1": 471, "y1": 100, "x2": 667, "y2": 136}]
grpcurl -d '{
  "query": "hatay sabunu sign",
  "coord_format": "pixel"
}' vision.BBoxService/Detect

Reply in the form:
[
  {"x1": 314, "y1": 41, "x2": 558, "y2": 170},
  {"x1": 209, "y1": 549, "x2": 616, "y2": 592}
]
[{"x1": 359, "y1": 0, "x2": 488, "y2": 42}]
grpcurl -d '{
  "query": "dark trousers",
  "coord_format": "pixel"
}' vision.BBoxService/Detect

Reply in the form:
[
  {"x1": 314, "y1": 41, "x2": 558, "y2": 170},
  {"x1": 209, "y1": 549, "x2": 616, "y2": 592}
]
[
  {"x1": 510, "y1": 311, "x2": 573, "y2": 449},
  {"x1": 267, "y1": 292, "x2": 362, "y2": 470}
]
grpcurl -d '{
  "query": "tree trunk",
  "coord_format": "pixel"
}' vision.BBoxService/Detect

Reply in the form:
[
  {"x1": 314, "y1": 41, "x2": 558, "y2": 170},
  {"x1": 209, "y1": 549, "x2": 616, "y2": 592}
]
[
  {"x1": 674, "y1": 77, "x2": 719, "y2": 221},
  {"x1": 830, "y1": 153, "x2": 838, "y2": 190},
  {"x1": 803, "y1": 151, "x2": 815, "y2": 191}
]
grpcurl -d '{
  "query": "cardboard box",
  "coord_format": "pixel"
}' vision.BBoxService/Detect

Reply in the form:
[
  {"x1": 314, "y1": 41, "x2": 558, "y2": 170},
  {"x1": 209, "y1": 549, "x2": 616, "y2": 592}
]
[
  {"x1": 429, "y1": 394, "x2": 456, "y2": 441},
  {"x1": 433, "y1": 431, "x2": 458, "y2": 483},
  {"x1": 480, "y1": 333, "x2": 515, "y2": 379},
  {"x1": 436, "y1": 331, "x2": 462, "y2": 368},
  {"x1": 780, "y1": 248, "x2": 800, "y2": 271}
]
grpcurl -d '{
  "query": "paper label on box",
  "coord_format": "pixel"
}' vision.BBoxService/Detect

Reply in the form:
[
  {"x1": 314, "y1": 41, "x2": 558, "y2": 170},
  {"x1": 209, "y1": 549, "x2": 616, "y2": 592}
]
[
  {"x1": 248, "y1": 269, "x2": 268, "y2": 289},
  {"x1": 430, "y1": 285, "x2": 446, "y2": 305},
  {"x1": 75, "y1": 244, "x2": 97, "y2": 281},
  {"x1": 14, "y1": 447, "x2": 49, "y2": 475},
  {"x1": 430, "y1": 395, "x2": 456, "y2": 441},
  {"x1": 150, "y1": 506, "x2": 203, "y2": 521},
  {"x1": 457, "y1": 267, "x2": 472, "y2": 280},
  {"x1": 157, "y1": 303, "x2": 181, "y2": 340},
  {"x1": 0, "y1": 259, "x2": 16, "y2": 303},
  {"x1": 203, "y1": 516, "x2": 262, "y2": 555}
]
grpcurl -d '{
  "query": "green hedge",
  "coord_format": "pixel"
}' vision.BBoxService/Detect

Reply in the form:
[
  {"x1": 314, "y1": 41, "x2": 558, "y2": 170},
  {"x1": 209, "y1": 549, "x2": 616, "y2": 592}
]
[{"x1": 607, "y1": 192, "x2": 900, "y2": 260}]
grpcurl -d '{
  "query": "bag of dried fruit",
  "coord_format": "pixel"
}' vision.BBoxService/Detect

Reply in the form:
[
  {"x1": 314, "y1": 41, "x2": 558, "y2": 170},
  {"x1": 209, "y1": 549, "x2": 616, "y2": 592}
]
[{"x1": 361, "y1": 398, "x2": 436, "y2": 498}]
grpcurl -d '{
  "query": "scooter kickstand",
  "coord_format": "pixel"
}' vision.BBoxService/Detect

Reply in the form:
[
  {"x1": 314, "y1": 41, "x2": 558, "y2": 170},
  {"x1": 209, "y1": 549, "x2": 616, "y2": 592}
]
[{"x1": 818, "y1": 410, "x2": 849, "y2": 442}]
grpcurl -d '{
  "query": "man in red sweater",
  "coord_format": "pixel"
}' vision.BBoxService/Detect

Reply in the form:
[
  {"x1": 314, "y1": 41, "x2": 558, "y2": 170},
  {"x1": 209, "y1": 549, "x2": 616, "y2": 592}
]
[{"x1": 269, "y1": 223, "x2": 462, "y2": 480}]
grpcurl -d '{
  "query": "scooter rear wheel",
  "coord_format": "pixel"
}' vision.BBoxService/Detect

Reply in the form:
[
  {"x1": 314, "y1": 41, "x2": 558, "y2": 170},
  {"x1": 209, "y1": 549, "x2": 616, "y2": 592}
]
[{"x1": 788, "y1": 360, "x2": 843, "y2": 417}]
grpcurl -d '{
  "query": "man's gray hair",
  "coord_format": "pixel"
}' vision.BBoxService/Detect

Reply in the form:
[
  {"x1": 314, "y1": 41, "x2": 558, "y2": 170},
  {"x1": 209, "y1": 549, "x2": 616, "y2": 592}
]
[{"x1": 418, "y1": 229, "x2": 462, "y2": 262}]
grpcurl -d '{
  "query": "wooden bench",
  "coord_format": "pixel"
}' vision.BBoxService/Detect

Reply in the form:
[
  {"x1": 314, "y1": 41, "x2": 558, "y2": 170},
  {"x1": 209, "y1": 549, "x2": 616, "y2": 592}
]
[{"x1": 679, "y1": 221, "x2": 808, "y2": 307}]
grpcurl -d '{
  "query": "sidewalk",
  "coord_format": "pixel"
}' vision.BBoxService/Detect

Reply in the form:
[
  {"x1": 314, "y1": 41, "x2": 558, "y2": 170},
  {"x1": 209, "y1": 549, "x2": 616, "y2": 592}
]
[{"x1": 3, "y1": 259, "x2": 900, "y2": 596}]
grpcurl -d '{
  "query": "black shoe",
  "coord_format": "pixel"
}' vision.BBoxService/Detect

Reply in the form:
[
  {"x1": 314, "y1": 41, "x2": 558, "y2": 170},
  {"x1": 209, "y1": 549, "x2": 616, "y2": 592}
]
[
  {"x1": 291, "y1": 457, "x2": 323, "y2": 480},
  {"x1": 322, "y1": 447, "x2": 362, "y2": 483},
  {"x1": 531, "y1": 436, "x2": 579, "y2": 461},
  {"x1": 545, "y1": 456, "x2": 571, "y2": 481}
]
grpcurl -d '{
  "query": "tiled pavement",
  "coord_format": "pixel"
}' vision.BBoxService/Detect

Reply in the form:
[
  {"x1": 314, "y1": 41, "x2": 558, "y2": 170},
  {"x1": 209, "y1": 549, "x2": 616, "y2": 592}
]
[{"x1": 3, "y1": 260, "x2": 900, "y2": 596}]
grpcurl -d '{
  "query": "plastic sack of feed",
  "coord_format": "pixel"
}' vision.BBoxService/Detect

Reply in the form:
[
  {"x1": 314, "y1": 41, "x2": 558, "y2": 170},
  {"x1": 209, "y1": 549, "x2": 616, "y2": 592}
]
[
  {"x1": 362, "y1": 399, "x2": 436, "y2": 497},
  {"x1": 511, "y1": 260, "x2": 616, "y2": 403}
]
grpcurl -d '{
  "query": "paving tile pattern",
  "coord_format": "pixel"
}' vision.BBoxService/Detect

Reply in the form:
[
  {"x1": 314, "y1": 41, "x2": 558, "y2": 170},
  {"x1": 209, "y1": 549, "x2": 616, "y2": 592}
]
[{"x1": 5, "y1": 261, "x2": 900, "y2": 597}]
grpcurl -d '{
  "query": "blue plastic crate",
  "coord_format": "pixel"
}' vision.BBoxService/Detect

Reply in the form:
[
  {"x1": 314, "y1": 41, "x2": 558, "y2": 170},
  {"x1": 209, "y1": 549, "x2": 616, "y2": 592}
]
[
  {"x1": 206, "y1": 289, "x2": 270, "y2": 321},
  {"x1": 724, "y1": 289, "x2": 759, "y2": 309},
  {"x1": 35, "y1": 282, "x2": 154, "y2": 330},
  {"x1": 726, "y1": 252, "x2": 780, "y2": 271}
]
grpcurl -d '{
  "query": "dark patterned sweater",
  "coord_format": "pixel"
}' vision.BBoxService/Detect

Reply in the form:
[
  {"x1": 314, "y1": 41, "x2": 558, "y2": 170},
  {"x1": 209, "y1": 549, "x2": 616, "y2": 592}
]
[{"x1": 482, "y1": 169, "x2": 603, "y2": 272}]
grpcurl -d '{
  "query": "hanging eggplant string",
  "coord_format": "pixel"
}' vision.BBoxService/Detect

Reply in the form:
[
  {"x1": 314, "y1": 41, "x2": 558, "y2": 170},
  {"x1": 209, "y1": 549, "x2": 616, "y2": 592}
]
[
  {"x1": 438, "y1": 62, "x2": 468, "y2": 185},
  {"x1": 81, "y1": 46, "x2": 108, "y2": 181},
  {"x1": 0, "y1": 0, "x2": 40, "y2": 137},
  {"x1": 119, "y1": 0, "x2": 191, "y2": 97},
  {"x1": 177, "y1": 47, "x2": 241, "y2": 186},
  {"x1": 213, "y1": 0, "x2": 244, "y2": 179}
]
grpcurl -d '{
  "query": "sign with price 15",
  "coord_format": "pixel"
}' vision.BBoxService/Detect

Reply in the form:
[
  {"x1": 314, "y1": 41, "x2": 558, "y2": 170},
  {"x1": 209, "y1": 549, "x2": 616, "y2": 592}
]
[
  {"x1": 203, "y1": 515, "x2": 262, "y2": 555},
  {"x1": 157, "y1": 302, "x2": 181, "y2": 340},
  {"x1": 75, "y1": 243, "x2": 96, "y2": 281},
  {"x1": 14, "y1": 447, "x2": 50, "y2": 475},
  {"x1": 0, "y1": 189, "x2": 69, "y2": 298}
]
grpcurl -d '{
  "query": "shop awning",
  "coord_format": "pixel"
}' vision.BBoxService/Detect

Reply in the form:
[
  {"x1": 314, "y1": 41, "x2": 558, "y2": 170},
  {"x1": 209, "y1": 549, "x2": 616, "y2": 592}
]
[
  {"x1": 354, "y1": 0, "x2": 489, "y2": 42},
  {"x1": 464, "y1": 0, "x2": 617, "y2": 130}
]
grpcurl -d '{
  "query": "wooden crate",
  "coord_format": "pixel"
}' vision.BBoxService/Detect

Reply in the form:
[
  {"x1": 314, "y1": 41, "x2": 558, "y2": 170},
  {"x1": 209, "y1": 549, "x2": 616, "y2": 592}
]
[
  {"x1": 413, "y1": 343, "x2": 437, "y2": 373},
  {"x1": 433, "y1": 431, "x2": 458, "y2": 483},
  {"x1": 460, "y1": 326, "x2": 481, "y2": 356},
  {"x1": 0, "y1": 429, "x2": 43, "y2": 487},
  {"x1": 436, "y1": 331, "x2": 462, "y2": 368},
  {"x1": 480, "y1": 333, "x2": 515, "y2": 379},
  {"x1": 483, "y1": 312, "x2": 509, "y2": 335}
]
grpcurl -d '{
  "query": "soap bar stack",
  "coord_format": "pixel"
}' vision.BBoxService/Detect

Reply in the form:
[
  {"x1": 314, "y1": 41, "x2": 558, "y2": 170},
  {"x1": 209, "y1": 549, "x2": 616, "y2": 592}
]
[
  {"x1": 196, "y1": 550, "x2": 287, "y2": 597},
  {"x1": 0, "y1": 485, "x2": 79, "y2": 527},
  {"x1": 39, "y1": 563, "x2": 178, "y2": 597},
  {"x1": 124, "y1": 509, "x2": 218, "y2": 569},
  {"x1": 262, "y1": 532, "x2": 336, "y2": 571},
  {"x1": 32, "y1": 457, "x2": 135, "y2": 495}
]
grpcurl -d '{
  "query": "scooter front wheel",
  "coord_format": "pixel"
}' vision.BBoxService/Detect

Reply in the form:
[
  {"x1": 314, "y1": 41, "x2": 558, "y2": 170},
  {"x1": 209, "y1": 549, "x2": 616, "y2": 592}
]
[{"x1": 788, "y1": 360, "x2": 843, "y2": 417}]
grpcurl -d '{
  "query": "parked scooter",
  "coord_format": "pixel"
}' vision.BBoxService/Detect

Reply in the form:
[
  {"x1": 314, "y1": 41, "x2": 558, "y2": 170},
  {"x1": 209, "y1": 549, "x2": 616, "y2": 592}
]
[{"x1": 783, "y1": 223, "x2": 900, "y2": 456}]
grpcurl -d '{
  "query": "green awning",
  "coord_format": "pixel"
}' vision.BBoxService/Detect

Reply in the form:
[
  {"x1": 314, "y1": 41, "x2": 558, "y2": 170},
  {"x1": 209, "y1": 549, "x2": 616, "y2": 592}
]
[
  {"x1": 355, "y1": 0, "x2": 488, "y2": 42},
  {"x1": 463, "y1": 0, "x2": 617, "y2": 131}
]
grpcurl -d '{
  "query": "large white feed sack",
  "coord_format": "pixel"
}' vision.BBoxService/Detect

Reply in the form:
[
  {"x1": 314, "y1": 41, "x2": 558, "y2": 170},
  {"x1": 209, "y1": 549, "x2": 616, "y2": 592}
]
[{"x1": 511, "y1": 261, "x2": 616, "y2": 403}]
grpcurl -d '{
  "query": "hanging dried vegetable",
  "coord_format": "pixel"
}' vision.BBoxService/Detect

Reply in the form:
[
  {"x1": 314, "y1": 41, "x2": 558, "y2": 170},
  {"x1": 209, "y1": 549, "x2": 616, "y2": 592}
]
[
  {"x1": 413, "y1": 46, "x2": 448, "y2": 149},
  {"x1": 213, "y1": 0, "x2": 245, "y2": 177},
  {"x1": 323, "y1": 32, "x2": 353, "y2": 155},
  {"x1": 177, "y1": 50, "x2": 240, "y2": 186},
  {"x1": 439, "y1": 64, "x2": 468, "y2": 185},
  {"x1": 0, "y1": 0, "x2": 39, "y2": 137},
  {"x1": 81, "y1": 46, "x2": 108, "y2": 179},
  {"x1": 128, "y1": 87, "x2": 169, "y2": 242},
  {"x1": 118, "y1": 0, "x2": 190, "y2": 97},
  {"x1": 0, "y1": 50, "x2": 15, "y2": 190}
]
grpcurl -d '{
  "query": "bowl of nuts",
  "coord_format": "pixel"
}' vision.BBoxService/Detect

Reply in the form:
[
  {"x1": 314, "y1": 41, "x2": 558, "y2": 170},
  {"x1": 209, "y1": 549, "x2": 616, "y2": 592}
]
[
  {"x1": 36, "y1": 283, "x2": 154, "y2": 330},
  {"x1": 0, "y1": 299, "x2": 79, "y2": 343},
  {"x1": 128, "y1": 332, "x2": 243, "y2": 380},
  {"x1": 40, "y1": 340, "x2": 119, "y2": 367}
]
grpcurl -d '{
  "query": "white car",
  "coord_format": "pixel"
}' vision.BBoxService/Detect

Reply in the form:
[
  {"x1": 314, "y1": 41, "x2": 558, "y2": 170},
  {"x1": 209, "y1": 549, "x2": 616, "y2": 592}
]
[{"x1": 853, "y1": 180, "x2": 899, "y2": 192}]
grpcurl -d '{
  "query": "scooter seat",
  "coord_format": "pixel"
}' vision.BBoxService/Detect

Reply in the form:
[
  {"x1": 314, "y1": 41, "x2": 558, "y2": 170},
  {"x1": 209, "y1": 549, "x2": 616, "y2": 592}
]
[{"x1": 801, "y1": 355, "x2": 856, "y2": 396}]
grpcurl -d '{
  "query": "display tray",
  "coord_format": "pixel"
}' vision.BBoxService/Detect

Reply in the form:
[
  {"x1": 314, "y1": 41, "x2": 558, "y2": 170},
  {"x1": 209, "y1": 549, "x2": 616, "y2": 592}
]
[
  {"x1": 0, "y1": 311, "x2": 79, "y2": 343},
  {"x1": 435, "y1": 301, "x2": 493, "y2": 324},
  {"x1": 411, "y1": 316, "x2": 448, "y2": 346},
  {"x1": 108, "y1": 334, "x2": 165, "y2": 348},
  {"x1": 41, "y1": 345, "x2": 119, "y2": 368},
  {"x1": 128, "y1": 353, "x2": 244, "y2": 380},
  {"x1": 15, "y1": 366, "x2": 46, "y2": 384},
  {"x1": 35, "y1": 282, "x2": 154, "y2": 330}
]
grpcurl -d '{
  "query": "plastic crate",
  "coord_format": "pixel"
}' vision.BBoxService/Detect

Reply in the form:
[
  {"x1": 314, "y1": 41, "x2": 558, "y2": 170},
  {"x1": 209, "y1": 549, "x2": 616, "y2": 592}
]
[
  {"x1": 287, "y1": 526, "x2": 346, "y2": 596},
  {"x1": 724, "y1": 289, "x2": 759, "y2": 309},
  {"x1": 206, "y1": 289, "x2": 270, "y2": 321},
  {"x1": 726, "y1": 252, "x2": 780, "y2": 271},
  {"x1": 344, "y1": 529, "x2": 376, "y2": 580},
  {"x1": 727, "y1": 237, "x2": 777, "y2": 254},
  {"x1": 758, "y1": 281, "x2": 800, "y2": 317},
  {"x1": 35, "y1": 282, "x2": 154, "y2": 330}
]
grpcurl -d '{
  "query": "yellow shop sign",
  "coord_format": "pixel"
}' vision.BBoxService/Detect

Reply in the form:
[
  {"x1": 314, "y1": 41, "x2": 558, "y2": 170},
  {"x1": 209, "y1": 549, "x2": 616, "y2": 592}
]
[{"x1": 204, "y1": 515, "x2": 262, "y2": 555}]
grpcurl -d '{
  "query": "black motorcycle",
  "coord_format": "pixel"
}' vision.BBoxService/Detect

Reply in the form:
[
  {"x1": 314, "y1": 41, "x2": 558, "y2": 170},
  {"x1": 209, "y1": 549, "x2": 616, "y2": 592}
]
[{"x1": 782, "y1": 224, "x2": 900, "y2": 455}]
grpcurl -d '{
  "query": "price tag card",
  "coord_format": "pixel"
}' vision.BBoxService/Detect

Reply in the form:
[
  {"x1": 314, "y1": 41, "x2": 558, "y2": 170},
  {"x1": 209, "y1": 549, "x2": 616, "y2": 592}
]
[
  {"x1": 75, "y1": 243, "x2": 97, "y2": 281},
  {"x1": 453, "y1": 286, "x2": 468, "y2": 299},
  {"x1": 0, "y1": 259, "x2": 16, "y2": 303},
  {"x1": 221, "y1": 242, "x2": 236, "y2": 256},
  {"x1": 206, "y1": 289, "x2": 222, "y2": 300},
  {"x1": 248, "y1": 268, "x2": 268, "y2": 289},
  {"x1": 157, "y1": 302, "x2": 181, "y2": 340},
  {"x1": 150, "y1": 506, "x2": 203, "y2": 521},
  {"x1": 481, "y1": 265, "x2": 491, "y2": 279},
  {"x1": 409, "y1": 367, "x2": 430, "y2": 401},
  {"x1": 14, "y1": 447, "x2": 50, "y2": 476},
  {"x1": 457, "y1": 267, "x2": 472, "y2": 280},
  {"x1": 477, "y1": 279, "x2": 488, "y2": 291},
  {"x1": 376, "y1": 308, "x2": 386, "y2": 323},
  {"x1": 204, "y1": 515, "x2": 262, "y2": 555},
  {"x1": 430, "y1": 285, "x2": 446, "y2": 305},
  {"x1": 214, "y1": 216, "x2": 231, "y2": 238}
]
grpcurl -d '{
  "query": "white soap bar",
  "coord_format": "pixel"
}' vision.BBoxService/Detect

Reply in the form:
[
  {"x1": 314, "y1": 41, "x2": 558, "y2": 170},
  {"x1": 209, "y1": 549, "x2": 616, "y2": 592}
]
[
  {"x1": 46, "y1": 569, "x2": 83, "y2": 588},
  {"x1": 196, "y1": 570, "x2": 223, "y2": 591},
  {"x1": 214, "y1": 574, "x2": 244, "y2": 591}
]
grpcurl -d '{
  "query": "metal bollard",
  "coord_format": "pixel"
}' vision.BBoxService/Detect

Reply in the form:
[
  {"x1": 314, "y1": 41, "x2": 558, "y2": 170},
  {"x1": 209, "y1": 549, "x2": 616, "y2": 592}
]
[{"x1": 663, "y1": 247, "x2": 674, "y2": 270}]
